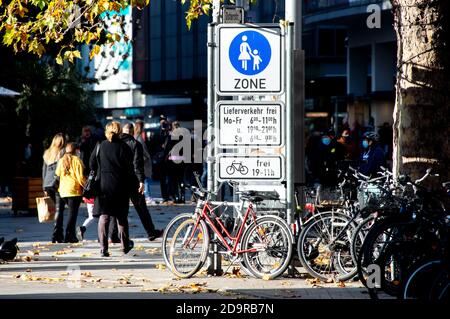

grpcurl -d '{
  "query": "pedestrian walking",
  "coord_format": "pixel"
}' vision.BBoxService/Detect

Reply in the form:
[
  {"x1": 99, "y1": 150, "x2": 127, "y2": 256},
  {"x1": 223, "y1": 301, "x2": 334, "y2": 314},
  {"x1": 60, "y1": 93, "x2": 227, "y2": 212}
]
[
  {"x1": 76, "y1": 197, "x2": 95, "y2": 241},
  {"x1": 152, "y1": 116, "x2": 171, "y2": 203},
  {"x1": 90, "y1": 121, "x2": 135, "y2": 257},
  {"x1": 55, "y1": 142, "x2": 86, "y2": 243},
  {"x1": 167, "y1": 121, "x2": 186, "y2": 204},
  {"x1": 109, "y1": 123, "x2": 163, "y2": 241},
  {"x1": 77, "y1": 126, "x2": 97, "y2": 176},
  {"x1": 134, "y1": 120, "x2": 154, "y2": 204},
  {"x1": 42, "y1": 133, "x2": 67, "y2": 243}
]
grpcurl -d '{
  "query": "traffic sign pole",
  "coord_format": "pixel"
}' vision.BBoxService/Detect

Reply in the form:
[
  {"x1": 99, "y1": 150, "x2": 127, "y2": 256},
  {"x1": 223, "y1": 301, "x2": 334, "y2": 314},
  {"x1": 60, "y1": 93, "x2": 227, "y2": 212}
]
[
  {"x1": 285, "y1": 22, "x2": 294, "y2": 227},
  {"x1": 207, "y1": 21, "x2": 222, "y2": 276}
]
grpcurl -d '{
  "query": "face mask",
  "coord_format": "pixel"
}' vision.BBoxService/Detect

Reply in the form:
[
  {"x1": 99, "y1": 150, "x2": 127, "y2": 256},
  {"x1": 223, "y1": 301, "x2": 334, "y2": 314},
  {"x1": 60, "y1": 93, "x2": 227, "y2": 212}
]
[
  {"x1": 322, "y1": 137, "x2": 331, "y2": 146},
  {"x1": 362, "y1": 140, "x2": 369, "y2": 149}
]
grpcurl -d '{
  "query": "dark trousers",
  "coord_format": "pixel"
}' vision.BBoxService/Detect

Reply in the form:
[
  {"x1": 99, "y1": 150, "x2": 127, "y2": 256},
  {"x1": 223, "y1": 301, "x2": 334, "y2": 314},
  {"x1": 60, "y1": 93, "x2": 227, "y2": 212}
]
[
  {"x1": 99, "y1": 214, "x2": 129, "y2": 253},
  {"x1": 59, "y1": 196, "x2": 82, "y2": 242},
  {"x1": 159, "y1": 162, "x2": 170, "y2": 201},
  {"x1": 110, "y1": 191, "x2": 156, "y2": 239},
  {"x1": 45, "y1": 187, "x2": 66, "y2": 241},
  {"x1": 168, "y1": 162, "x2": 185, "y2": 202}
]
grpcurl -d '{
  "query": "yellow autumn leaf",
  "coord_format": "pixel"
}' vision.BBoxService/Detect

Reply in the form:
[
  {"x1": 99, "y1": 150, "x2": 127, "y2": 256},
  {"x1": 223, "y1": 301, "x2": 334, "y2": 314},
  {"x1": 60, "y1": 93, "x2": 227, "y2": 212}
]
[
  {"x1": 72, "y1": 50, "x2": 81, "y2": 59},
  {"x1": 89, "y1": 45, "x2": 100, "y2": 59},
  {"x1": 262, "y1": 274, "x2": 272, "y2": 281},
  {"x1": 155, "y1": 263, "x2": 166, "y2": 270},
  {"x1": 21, "y1": 256, "x2": 32, "y2": 262}
]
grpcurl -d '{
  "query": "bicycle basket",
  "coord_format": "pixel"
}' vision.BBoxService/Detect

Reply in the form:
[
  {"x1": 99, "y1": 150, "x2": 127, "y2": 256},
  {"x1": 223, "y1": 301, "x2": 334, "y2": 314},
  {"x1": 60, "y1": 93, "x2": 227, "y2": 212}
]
[{"x1": 357, "y1": 184, "x2": 383, "y2": 211}]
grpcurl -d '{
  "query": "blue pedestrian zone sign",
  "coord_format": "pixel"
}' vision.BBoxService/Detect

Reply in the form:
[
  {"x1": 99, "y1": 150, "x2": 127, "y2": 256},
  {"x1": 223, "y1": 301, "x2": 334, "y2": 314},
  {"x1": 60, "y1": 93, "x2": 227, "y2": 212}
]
[
  {"x1": 218, "y1": 25, "x2": 283, "y2": 95},
  {"x1": 229, "y1": 31, "x2": 271, "y2": 76}
]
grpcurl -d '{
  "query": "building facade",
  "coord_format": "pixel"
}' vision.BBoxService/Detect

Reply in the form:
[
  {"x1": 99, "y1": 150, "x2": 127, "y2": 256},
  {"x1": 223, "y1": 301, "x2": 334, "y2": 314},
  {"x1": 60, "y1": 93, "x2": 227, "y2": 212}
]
[{"x1": 303, "y1": 0, "x2": 396, "y2": 134}]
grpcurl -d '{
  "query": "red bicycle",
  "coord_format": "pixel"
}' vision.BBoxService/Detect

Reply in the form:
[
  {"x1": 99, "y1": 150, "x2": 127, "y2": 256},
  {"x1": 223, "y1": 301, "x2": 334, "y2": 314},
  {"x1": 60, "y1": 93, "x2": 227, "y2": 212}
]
[{"x1": 168, "y1": 183, "x2": 293, "y2": 279}]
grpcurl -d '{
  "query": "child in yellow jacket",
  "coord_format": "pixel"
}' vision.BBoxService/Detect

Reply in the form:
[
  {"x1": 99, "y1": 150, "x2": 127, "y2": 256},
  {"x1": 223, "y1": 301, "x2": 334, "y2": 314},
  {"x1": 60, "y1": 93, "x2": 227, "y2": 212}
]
[{"x1": 55, "y1": 142, "x2": 86, "y2": 243}]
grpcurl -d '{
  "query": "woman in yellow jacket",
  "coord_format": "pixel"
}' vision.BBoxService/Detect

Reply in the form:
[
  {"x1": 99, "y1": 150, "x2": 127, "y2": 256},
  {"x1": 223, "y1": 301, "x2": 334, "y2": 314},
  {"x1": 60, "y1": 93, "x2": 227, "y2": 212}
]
[{"x1": 55, "y1": 142, "x2": 86, "y2": 243}]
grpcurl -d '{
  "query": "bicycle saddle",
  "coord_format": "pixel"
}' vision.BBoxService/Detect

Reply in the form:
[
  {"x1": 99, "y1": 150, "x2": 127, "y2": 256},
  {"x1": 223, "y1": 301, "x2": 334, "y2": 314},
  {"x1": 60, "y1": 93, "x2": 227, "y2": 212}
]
[{"x1": 240, "y1": 190, "x2": 280, "y2": 202}]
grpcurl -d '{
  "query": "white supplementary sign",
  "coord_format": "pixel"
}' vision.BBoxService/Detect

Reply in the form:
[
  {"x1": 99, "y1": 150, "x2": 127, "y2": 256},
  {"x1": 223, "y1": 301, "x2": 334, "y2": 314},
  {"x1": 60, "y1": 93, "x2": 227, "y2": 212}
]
[
  {"x1": 216, "y1": 155, "x2": 284, "y2": 181},
  {"x1": 222, "y1": 7, "x2": 244, "y2": 24},
  {"x1": 217, "y1": 24, "x2": 283, "y2": 95},
  {"x1": 216, "y1": 102, "x2": 284, "y2": 147}
]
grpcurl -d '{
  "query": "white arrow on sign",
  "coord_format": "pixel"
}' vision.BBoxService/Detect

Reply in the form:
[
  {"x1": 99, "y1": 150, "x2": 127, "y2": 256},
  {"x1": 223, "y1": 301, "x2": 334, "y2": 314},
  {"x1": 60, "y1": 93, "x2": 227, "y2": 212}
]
[
  {"x1": 216, "y1": 154, "x2": 284, "y2": 181},
  {"x1": 216, "y1": 101, "x2": 284, "y2": 147},
  {"x1": 217, "y1": 24, "x2": 284, "y2": 96}
]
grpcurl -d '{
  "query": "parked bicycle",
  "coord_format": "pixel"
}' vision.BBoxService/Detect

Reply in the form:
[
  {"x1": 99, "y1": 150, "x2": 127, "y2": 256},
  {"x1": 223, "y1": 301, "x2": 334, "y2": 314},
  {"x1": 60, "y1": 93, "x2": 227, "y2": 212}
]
[{"x1": 165, "y1": 173, "x2": 293, "y2": 280}]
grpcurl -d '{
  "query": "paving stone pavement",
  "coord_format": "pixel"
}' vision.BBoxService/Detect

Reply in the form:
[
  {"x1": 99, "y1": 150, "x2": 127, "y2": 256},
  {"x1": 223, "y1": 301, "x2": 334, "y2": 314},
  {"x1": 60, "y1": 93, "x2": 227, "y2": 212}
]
[{"x1": 0, "y1": 193, "x2": 375, "y2": 299}]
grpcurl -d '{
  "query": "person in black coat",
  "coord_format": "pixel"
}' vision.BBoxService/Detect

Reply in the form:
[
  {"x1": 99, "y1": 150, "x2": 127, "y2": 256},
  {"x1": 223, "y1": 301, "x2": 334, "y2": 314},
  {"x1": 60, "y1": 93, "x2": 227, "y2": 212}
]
[
  {"x1": 359, "y1": 131, "x2": 387, "y2": 177},
  {"x1": 109, "y1": 123, "x2": 163, "y2": 242},
  {"x1": 90, "y1": 121, "x2": 135, "y2": 257},
  {"x1": 77, "y1": 126, "x2": 97, "y2": 175}
]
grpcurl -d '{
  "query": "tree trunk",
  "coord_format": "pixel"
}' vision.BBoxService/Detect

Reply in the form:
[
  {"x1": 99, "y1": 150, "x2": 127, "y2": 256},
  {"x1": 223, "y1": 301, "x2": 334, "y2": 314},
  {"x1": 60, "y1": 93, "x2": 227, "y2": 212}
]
[{"x1": 392, "y1": 0, "x2": 450, "y2": 184}]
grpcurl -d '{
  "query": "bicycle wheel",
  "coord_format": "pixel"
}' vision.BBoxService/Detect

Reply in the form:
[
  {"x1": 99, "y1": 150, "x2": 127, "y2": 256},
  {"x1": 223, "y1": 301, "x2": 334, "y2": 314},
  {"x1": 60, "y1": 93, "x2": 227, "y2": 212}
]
[
  {"x1": 351, "y1": 215, "x2": 376, "y2": 266},
  {"x1": 297, "y1": 211, "x2": 357, "y2": 281},
  {"x1": 429, "y1": 268, "x2": 450, "y2": 301},
  {"x1": 241, "y1": 216, "x2": 293, "y2": 279},
  {"x1": 169, "y1": 218, "x2": 209, "y2": 278},
  {"x1": 357, "y1": 216, "x2": 409, "y2": 288},
  {"x1": 161, "y1": 213, "x2": 194, "y2": 268},
  {"x1": 402, "y1": 260, "x2": 443, "y2": 300}
]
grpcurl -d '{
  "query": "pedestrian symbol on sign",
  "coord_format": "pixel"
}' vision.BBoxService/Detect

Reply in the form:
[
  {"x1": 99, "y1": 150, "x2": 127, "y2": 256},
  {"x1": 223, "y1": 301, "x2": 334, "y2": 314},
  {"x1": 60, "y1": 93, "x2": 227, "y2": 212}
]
[{"x1": 229, "y1": 31, "x2": 271, "y2": 76}]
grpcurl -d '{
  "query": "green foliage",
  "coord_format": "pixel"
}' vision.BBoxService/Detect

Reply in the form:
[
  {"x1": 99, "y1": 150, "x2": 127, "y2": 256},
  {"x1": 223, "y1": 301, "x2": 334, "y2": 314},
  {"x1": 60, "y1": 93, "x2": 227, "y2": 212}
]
[{"x1": 15, "y1": 61, "x2": 95, "y2": 147}]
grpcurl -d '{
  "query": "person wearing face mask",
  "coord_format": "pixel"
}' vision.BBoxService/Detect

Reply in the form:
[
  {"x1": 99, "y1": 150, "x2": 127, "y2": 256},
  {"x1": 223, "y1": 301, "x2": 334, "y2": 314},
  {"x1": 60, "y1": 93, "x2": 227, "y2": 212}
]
[
  {"x1": 319, "y1": 130, "x2": 345, "y2": 186},
  {"x1": 338, "y1": 130, "x2": 360, "y2": 161},
  {"x1": 359, "y1": 132, "x2": 386, "y2": 177}
]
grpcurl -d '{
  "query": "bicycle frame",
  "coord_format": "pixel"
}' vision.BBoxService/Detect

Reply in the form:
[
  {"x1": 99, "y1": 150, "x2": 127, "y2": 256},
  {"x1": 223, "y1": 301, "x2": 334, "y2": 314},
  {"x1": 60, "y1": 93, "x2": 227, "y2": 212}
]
[{"x1": 184, "y1": 201, "x2": 264, "y2": 255}]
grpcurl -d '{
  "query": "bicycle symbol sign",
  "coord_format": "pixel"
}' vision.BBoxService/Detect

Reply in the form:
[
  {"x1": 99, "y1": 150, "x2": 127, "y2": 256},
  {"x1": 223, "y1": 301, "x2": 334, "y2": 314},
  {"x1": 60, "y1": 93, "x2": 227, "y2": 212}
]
[
  {"x1": 229, "y1": 31, "x2": 271, "y2": 76},
  {"x1": 226, "y1": 161, "x2": 249, "y2": 176},
  {"x1": 217, "y1": 155, "x2": 284, "y2": 181}
]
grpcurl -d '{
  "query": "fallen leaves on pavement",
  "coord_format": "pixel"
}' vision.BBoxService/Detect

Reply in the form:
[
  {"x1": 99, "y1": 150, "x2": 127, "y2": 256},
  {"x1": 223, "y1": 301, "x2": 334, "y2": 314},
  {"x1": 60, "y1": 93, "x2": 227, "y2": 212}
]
[
  {"x1": 306, "y1": 278, "x2": 322, "y2": 287},
  {"x1": 223, "y1": 267, "x2": 245, "y2": 279},
  {"x1": 53, "y1": 249, "x2": 74, "y2": 256},
  {"x1": 118, "y1": 278, "x2": 131, "y2": 285},
  {"x1": 16, "y1": 274, "x2": 65, "y2": 283},
  {"x1": 262, "y1": 274, "x2": 272, "y2": 281},
  {"x1": 68, "y1": 243, "x2": 83, "y2": 248},
  {"x1": 141, "y1": 282, "x2": 217, "y2": 294},
  {"x1": 145, "y1": 248, "x2": 160, "y2": 255}
]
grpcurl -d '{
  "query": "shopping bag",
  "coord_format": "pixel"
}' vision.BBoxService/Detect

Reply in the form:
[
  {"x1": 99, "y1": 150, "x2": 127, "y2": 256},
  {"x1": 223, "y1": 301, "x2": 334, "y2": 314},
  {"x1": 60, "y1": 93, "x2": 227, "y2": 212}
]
[{"x1": 36, "y1": 196, "x2": 56, "y2": 223}]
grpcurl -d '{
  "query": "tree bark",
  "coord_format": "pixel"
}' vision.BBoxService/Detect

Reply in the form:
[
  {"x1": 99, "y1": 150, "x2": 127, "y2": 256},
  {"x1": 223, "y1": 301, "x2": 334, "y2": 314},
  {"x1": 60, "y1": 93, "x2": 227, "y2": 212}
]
[{"x1": 392, "y1": 0, "x2": 450, "y2": 184}]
